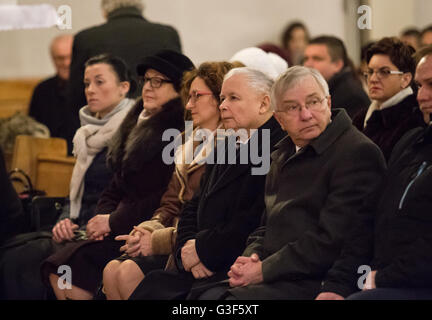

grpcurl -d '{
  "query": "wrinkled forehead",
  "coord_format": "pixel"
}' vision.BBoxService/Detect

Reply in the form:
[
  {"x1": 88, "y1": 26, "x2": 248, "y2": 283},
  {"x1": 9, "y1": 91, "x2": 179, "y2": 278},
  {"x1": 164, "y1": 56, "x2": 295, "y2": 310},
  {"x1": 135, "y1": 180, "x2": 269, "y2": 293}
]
[
  {"x1": 284, "y1": 75, "x2": 326, "y2": 98},
  {"x1": 222, "y1": 73, "x2": 249, "y2": 92},
  {"x1": 415, "y1": 56, "x2": 432, "y2": 81}
]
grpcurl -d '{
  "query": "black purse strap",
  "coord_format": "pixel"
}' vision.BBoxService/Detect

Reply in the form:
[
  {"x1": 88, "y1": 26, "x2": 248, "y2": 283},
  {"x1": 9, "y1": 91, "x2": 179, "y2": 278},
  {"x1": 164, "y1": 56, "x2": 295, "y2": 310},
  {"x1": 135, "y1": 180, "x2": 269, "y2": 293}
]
[{"x1": 9, "y1": 168, "x2": 34, "y2": 193}]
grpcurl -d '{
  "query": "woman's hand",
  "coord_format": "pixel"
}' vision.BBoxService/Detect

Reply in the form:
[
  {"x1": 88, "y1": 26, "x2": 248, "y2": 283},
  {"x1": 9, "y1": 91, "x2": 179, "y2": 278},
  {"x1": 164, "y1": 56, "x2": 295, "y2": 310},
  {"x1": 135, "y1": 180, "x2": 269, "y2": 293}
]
[
  {"x1": 52, "y1": 218, "x2": 79, "y2": 243},
  {"x1": 115, "y1": 227, "x2": 153, "y2": 257},
  {"x1": 86, "y1": 214, "x2": 111, "y2": 240}
]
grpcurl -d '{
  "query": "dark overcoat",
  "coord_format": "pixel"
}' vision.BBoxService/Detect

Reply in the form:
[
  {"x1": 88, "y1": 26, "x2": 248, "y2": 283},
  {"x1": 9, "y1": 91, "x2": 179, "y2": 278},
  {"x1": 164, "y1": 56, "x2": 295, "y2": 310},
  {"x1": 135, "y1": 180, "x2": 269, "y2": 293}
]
[
  {"x1": 322, "y1": 124, "x2": 432, "y2": 297},
  {"x1": 228, "y1": 109, "x2": 387, "y2": 299},
  {"x1": 328, "y1": 68, "x2": 370, "y2": 119},
  {"x1": 352, "y1": 94, "x2": 425, "y2": 161},
  {"x1": 129, "y1": 116, "x2": 285, "y2": 300},
  {"x1": 40, "y1": 98, "x2": 185, "y2": 293}
]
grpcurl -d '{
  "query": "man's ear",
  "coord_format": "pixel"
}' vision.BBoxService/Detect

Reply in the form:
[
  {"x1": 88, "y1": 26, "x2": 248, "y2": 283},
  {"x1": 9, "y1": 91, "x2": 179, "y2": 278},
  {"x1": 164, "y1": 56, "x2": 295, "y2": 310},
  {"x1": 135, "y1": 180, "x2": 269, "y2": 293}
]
[
  {"x1": 333, "y1": 59, "x2": 344, "y2": 73},
  {"x1": 326, "y1": 95, "x2": 332, "y2": 110},
  {"x1": 401, "y1": 73, "x2": 412, "y2": 89},
  {"x1": 259, "y1": 95, "x2": 271, "y2": 114}
]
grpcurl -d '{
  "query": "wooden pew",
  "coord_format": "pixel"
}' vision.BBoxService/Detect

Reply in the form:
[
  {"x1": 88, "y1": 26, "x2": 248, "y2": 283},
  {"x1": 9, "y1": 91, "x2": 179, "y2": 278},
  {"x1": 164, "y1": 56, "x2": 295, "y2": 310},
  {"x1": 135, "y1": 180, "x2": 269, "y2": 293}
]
[
  {"x1": 0, "y1": 78, "x2": 41, "y2": 118},
  {"x1": 10, "y1": 135, "x2": 75, "y2": 197}
]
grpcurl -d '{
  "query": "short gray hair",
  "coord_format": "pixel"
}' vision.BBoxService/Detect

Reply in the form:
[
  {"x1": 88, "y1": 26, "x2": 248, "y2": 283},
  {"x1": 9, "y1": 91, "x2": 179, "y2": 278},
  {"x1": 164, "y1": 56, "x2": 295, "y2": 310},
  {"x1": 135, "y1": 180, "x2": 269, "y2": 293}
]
[
  {"x1": 271, "y1": 66, "x2": 330, "y2": 111},
  {"x1": 224, "y1": 67, "x2": 274, "y2": 97},
  {"x1": 101, "y1": 0, "x2": 144, "y2": 14}
]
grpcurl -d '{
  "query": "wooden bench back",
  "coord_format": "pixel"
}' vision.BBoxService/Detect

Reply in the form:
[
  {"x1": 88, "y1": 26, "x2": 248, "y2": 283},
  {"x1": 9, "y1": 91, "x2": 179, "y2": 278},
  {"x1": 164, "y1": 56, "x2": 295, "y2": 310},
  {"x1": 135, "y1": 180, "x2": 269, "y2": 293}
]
[{"x1": 0, "y1": 79, "x2": 41, "y2": 118}]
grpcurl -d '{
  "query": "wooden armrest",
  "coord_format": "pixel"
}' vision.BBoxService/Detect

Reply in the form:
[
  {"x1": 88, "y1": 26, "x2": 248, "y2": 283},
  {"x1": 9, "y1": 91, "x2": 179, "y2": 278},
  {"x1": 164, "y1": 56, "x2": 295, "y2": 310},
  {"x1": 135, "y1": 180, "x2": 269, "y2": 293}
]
[{"x1": 37, "y1": 154, "x2": 76, "y2": 164}]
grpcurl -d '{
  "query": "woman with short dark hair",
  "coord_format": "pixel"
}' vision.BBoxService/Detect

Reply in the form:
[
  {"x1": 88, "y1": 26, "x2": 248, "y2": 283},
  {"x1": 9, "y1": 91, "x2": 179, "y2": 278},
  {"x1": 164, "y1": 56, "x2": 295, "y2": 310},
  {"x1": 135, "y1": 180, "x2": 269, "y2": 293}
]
[{"x1": 353, "y1": 37, "x2": 425, "y2": 161}]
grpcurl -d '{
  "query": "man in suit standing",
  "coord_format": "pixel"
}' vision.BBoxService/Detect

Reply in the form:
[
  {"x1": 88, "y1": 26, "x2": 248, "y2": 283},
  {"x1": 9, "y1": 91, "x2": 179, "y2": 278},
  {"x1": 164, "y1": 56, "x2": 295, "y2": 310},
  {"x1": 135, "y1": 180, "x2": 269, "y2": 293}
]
[{"x1": 65, "y1": 0, "x2": 182, "y2": 153}]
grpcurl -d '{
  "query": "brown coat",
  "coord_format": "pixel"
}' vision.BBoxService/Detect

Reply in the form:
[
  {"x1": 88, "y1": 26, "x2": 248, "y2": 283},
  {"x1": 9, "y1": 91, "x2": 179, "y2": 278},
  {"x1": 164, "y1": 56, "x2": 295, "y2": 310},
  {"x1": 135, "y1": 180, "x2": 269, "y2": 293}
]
[{"x1": 134, "y1": 127, "x2": 216, "y2": 254}]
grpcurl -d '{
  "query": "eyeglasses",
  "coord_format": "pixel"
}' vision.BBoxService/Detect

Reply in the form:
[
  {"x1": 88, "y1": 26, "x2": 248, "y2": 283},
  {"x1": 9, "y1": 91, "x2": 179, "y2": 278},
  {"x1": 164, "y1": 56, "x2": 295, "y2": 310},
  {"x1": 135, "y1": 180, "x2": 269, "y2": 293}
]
[
  {"x1": 139, "y1": 76, "x2": 172, "y2": 88},
  {"x1": 363, "y1": 68, "x2": 404, "y2": 81},
  {"x1": 275, "y1": 96, "x2": 328, "y2": 116},
  {"x1": 187, "y1": 91, "x2": 213, "y2": 104}
]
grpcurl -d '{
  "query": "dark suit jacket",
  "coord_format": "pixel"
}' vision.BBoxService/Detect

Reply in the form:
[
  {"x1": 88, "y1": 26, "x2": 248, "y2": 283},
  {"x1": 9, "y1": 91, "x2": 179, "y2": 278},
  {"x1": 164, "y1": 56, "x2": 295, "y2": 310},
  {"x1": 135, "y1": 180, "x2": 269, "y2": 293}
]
[
  {"x1": 328, "y1": 68, "x2": 370, "y2": 119},
  {"x1": 174, "y1": 116, "x2": 285, "y2": 273},
  {"x1": 66, "y1": 6, "x2": 182, "y2": 152},
  {"x1": 229, "y1": 109, "x2": 386, "y2": 299}
]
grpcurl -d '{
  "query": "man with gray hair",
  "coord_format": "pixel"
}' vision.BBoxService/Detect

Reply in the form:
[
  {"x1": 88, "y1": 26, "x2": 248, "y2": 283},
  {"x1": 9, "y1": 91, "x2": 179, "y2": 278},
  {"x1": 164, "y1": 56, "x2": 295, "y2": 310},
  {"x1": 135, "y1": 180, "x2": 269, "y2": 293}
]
[
  {"x1": 198, "y1": 66, "x2": 386, "y2": 300},
  {"x1": 127, "y1": 67, "x2": 285, "y2": 300},
  {"x1": 65, "y1": 0, "x2": 181, "y2": 153}
]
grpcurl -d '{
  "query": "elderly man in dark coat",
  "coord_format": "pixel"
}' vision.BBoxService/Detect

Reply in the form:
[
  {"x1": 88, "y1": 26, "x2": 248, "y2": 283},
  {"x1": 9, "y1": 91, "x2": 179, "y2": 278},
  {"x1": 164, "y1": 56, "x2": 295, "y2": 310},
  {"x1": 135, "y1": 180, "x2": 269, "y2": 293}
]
[
  {"x1": 127, "y1": 67, "x2": 285, "y2": 300},
  {"x1": 199, "y1": 66, "x2": 387, "y2": 300},
  {"x1": 65, "y1": 0, "x2": 182, "y2": 153}
]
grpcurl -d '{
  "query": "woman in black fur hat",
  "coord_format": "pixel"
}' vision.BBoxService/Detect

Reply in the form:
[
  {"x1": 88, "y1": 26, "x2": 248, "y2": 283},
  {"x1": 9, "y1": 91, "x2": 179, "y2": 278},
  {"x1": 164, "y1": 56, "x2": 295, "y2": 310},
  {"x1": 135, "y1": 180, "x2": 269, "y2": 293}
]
[{"x1": 42, "y1": 50, "x2": 194, "y2": 300}]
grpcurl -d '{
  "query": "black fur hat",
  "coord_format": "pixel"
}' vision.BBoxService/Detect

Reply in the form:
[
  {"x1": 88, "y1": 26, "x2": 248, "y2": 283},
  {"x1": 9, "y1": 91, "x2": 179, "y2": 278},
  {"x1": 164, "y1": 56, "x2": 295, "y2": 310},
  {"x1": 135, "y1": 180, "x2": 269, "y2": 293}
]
[{"x1": 137, "y1": 50, "x2": 195, "y2": 91}]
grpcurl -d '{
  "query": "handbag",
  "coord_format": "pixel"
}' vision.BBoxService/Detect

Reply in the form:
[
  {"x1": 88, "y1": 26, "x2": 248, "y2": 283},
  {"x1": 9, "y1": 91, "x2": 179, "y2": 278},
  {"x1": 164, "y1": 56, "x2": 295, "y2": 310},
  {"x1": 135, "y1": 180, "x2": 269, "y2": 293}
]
[{"x1": 8, "y1": 168, "x2": 46, "y2": 231}]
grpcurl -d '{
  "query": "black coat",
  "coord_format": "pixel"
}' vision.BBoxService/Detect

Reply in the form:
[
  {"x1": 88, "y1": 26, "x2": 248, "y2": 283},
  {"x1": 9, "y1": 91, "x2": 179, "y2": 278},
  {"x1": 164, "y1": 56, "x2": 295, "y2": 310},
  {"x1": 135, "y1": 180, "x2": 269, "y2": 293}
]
[
  {"x1": 65, "y1": 6, "x2": 182, "y2": 152},
  {"x1": 322, "y1": 124, "x2": 432, "y2": 297},
  {"x1": 28, "y1": 76, "x2": 70, "y2": 146},
  {"x1": 229, "y1": 109, "x2": 387, "y2": 299},
  {"x1": 0, "y1": 147, "x2": 24, "y2": 243},
  {"x1": 128, "y1": 116, "x2": 285, "y2": 300},
  {"x1": 40, "y1": 98, "x2": 185, "y2": 293},
  {"x1": 352, "y1": 94, "x2": 425, "y2": 161},
  {"x1": 95, "y1": 97, "x2": 185, "y2": 236},
  {"x1": 174, "y1": 116, "x2": 285, "y2": 273},
  {"x1": 328, "y1": 68, "x2": 370, "y2": 119}
]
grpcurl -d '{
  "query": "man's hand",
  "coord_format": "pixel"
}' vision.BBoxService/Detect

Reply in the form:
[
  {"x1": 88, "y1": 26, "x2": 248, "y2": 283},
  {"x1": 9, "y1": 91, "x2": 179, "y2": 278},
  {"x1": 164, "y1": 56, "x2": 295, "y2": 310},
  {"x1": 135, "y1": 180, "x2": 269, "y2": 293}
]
[
  {"x1": 191, "y1": 262, "x2": 214, "y2": 279},
  {"x1": 315, "y1": 292, "x2": 345, "y2": 300},
  {"x1": 228, "y1": 254, "x2": 263, "y2": 287},
  {"x1": 52, "y1": 218, "x2": 79, "y2": 243},
  {"x1": 86, "y1": 214, "x2": 111, "y2": 240},
  {"x1": 181, "y1": 239, "x2": 200, "y2": 271}
]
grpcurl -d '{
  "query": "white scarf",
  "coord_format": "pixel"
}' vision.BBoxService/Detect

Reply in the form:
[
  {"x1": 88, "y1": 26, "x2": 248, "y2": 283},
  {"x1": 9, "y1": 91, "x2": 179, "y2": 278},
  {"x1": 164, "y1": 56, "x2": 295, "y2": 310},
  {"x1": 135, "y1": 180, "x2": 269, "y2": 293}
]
[
  {"x1": 363, "y1": 87, "x2": 413, "y2": 128},
  {"x1": 69, "y1": 98, "x2": 135, "y2": 219}
]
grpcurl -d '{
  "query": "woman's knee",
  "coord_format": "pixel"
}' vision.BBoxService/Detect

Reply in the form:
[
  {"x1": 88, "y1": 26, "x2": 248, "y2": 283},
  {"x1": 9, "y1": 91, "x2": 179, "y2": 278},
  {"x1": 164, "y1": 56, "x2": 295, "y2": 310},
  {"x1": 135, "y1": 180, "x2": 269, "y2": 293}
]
[
  {"x1": 103, "y1": 259, "x2": 122, "y2": 284},
  {"x1": 117, "y1": 259, "x2": 144, "y2": 283}
]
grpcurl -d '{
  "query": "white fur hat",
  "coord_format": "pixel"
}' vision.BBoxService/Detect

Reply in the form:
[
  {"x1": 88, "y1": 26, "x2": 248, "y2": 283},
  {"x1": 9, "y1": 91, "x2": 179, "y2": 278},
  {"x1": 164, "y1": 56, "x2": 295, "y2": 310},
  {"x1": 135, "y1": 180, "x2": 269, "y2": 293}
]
[{"x1": 229, "y1": 47, "x2": 288, "y2": 80}]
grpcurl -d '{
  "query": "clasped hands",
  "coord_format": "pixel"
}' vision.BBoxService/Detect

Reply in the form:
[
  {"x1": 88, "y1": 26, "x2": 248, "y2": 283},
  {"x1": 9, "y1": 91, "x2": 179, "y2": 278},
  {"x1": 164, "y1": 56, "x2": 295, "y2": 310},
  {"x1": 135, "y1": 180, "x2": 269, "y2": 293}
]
[
  {"x1": 227, "y1": 253, "x2": 263, "y2": 287},
  {"x1": 181, "y1": 239, "x2": 214, "y2": 279},
  {"x1": 115, "y1": 226, "x2": 153, "y2": 257},
  {"x1": 52, "y1": 214, "x2": 111, "y2": 243}
]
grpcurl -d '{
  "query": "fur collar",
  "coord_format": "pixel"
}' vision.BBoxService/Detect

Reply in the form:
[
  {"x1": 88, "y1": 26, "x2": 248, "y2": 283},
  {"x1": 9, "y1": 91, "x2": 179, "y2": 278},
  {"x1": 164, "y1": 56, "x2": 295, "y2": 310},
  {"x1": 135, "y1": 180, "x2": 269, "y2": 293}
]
[{"x1": 107, "y1": 97, "x2": 185, "y2": 173}]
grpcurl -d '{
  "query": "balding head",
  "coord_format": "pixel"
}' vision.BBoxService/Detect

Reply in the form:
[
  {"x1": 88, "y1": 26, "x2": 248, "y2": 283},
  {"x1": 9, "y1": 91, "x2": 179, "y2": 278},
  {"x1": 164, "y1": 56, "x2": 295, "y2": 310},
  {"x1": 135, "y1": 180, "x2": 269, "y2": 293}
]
[
  {"x1": 50, "y1": 34, "x2": 73, "y2": 80},
  {"x1": 415, "y1": 48, "x2": 432, "y2": 123}
]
